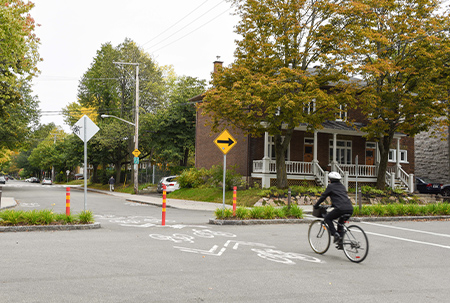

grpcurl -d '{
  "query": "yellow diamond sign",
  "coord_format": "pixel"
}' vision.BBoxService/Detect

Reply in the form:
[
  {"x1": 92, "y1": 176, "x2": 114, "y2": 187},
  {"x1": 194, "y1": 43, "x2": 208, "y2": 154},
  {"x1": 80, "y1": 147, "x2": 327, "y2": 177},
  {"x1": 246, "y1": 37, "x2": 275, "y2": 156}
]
[
  {"x1": 214, "y1": 130, "x2": 237, "y2": 155},
  {"x1": 132, "y1": 149, "x2": 141, "y2": 157}
]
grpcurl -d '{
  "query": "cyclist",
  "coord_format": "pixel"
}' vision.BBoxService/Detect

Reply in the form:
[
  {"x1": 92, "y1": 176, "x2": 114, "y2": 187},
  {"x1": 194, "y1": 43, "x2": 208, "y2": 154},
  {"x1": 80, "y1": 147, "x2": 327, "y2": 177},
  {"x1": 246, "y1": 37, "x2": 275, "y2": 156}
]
[{"x1": 313, "y1": 171, "x2": 354, "y2": 246}]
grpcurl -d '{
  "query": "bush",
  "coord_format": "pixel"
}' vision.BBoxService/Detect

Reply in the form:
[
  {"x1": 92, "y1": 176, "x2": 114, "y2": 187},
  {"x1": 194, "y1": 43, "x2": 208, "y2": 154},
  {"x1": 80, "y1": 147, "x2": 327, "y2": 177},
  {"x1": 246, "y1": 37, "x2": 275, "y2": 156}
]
[{"x1": 178, "y1": 166, "x2": 245, "y2": 190}]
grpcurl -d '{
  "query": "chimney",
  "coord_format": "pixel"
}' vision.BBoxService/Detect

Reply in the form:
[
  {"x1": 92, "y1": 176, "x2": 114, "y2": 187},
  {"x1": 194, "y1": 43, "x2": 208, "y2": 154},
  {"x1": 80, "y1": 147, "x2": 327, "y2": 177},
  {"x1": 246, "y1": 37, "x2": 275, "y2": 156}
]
[{"x1": 213, "y1": 56, "x2": 223, "y2": 74}]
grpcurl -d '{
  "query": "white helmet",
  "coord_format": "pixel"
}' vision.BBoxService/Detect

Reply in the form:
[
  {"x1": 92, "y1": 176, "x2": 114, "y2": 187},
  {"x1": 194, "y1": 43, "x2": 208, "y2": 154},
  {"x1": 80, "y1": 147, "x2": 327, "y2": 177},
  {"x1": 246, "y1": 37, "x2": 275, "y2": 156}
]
[{"x1": 328, "y1": 171, "x2": 342, "y2": 180}]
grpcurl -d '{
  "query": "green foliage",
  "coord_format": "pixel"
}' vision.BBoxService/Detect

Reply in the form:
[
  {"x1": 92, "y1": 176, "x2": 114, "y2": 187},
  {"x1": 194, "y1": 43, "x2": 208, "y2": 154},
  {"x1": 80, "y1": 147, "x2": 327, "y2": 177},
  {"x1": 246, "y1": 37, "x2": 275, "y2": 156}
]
[
  {"x1": 178, "y1": 165, "x2": 245, "y2": 190},
  {"x1": 0, "y1": 210, "x2": 94, "y2": 226},
  {"x1": 353, "y1": 203, "x2": 450, "y2": 217},
  {"x1": 0, "y1": 210, "x2": 24, "y2": 225},
  {"x1": 215, "y1": 204, "x2": 304, "y2": 220},
  {"x1": 78, "y1": 211, "x2": 94, "y2": 224},
  {"x1": 235, "y1": 207, "x2": 249, "y2": 219},
  {"x1": 249, "y1": 206, "x2": 265, "y2": 219},
  {"x1": 285, "y1": 205, "x2": 303, "y2": 219}
]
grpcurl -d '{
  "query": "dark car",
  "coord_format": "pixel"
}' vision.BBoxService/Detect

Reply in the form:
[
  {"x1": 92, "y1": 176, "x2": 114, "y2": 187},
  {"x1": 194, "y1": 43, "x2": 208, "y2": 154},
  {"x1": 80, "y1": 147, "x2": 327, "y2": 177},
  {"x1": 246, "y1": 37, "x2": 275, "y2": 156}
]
[
  {"x1": 441, "y1": 184, "x2": 450, "y2": 196},
  {"x1": 416, "y1": 177, "x2": 442, "y2": 194}
]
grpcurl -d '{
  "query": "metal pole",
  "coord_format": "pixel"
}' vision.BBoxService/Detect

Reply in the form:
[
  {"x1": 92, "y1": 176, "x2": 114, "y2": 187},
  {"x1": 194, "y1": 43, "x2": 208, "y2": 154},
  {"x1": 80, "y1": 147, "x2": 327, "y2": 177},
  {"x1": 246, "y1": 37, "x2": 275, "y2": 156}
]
[
  {"x1": 223, "y1": 154, "x2": 226, "y2": 209},
  {"x1": 134, "y1": 65, "x2": 139, "y2": 194},
  {"x1": 84, "y1": 116, "x2": 87, "y2": 211}
]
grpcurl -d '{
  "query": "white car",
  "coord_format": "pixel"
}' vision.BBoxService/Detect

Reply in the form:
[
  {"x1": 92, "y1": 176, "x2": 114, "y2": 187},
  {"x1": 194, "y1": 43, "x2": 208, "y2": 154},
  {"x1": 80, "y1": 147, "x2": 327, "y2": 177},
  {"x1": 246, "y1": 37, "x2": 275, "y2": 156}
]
[
  {"x1": 156, "y1": 176, "x2": 180, "y2": 193},
  {"x1": 42, "y1": 178, "x2": 52, "y2": 185}
]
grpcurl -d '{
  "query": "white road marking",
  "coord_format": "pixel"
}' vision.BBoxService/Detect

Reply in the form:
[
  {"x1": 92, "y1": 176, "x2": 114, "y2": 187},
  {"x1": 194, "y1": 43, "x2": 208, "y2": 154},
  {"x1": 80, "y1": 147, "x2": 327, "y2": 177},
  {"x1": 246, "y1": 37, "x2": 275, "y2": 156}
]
[
  {"x1": 365, "y1": 231, "x2": 450, "y2": 249},
  {"x1": 361, "y1": 221, "x2": 450, "y2": 238}
]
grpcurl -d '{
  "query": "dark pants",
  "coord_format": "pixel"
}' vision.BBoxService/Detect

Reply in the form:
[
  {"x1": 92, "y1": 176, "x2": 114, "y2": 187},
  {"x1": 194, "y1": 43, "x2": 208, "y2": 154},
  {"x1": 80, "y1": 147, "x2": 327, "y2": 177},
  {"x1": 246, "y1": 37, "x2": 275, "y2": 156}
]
[{"x1": 324, "y1": 208, "x2": 353, "y2": 236}]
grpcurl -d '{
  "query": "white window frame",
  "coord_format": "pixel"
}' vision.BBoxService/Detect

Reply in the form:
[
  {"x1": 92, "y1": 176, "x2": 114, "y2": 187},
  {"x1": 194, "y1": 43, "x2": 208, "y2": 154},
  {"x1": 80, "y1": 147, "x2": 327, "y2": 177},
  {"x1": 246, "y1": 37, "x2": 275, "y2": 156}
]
[
  {"x1": 304, "y1": 99, "x2": 316, "y2": 114},
  {"x1": 336, "y1": 104, "x2": 347, "y2": 121},
  {"x1": 268, "y1": 135, "x2": 290, "y2": 161},
  {"x1": 329, "y1": 140, "x2": 352, "y2": 165},
  {"x1": 388, "y1": 149, "x2": 408, "y2": 163}
]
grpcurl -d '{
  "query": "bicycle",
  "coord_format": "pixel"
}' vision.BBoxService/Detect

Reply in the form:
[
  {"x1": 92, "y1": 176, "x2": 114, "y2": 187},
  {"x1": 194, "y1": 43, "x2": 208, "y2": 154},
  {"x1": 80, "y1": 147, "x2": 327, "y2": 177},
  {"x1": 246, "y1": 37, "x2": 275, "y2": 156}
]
[{"x1": 308, "y1": 205, "x2": 369, "y2": 263}]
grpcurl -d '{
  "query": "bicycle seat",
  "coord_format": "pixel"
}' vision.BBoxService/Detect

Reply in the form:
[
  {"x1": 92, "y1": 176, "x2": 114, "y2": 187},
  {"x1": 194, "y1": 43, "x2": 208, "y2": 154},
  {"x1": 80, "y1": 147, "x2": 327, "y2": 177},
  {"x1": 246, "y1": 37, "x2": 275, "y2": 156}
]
[{"x1": 339, "y1": 214, "x2": 351, "y2": 221}]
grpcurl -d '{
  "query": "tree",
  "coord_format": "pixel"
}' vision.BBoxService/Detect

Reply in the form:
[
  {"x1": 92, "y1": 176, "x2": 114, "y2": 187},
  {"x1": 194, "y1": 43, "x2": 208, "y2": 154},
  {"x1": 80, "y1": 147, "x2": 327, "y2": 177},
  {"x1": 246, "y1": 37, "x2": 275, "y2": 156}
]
[
  {"x1": 330, "y1": 0, "x2": 450, "y2": 189},
  {"x1": 0, "y1": 0, "x2": 40, "y2": 117},
  {"x1": 69, "y1": 39, "x2": 167, "y2": 183},
  {"x1": 202, "y1": 0, "x2": 349, "y2": 188},
  {"x1": 140, "y1": 76, "x2": 206, "y2": 167}
]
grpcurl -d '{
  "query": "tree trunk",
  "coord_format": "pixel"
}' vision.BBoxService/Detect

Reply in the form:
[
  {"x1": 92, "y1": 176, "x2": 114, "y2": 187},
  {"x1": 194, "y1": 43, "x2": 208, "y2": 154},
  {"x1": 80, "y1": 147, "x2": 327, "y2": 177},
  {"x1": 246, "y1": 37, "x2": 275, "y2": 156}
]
[
  {"x1": 274, "y1": 128, "x2": 294, "y2": 189},
  {"x1": 115, "y1": 160, "x2": 122, "y2": 185},
  {"x1": 376, "y1": 134, "x2": 394, "y2": 189},
  {"x1": 92, "y1": 164, "x2": 98, "y2": 183}
]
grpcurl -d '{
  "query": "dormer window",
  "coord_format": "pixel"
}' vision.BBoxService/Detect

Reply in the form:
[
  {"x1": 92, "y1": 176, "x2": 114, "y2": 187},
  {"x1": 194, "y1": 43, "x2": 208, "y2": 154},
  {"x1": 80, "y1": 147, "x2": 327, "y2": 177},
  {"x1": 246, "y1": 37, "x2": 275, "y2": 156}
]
[
  {"x1": 304, "y1": 99, "x2": 316, "y2": 114},
  {"x1": 336, "y1": 104, "x2": 347, "y2": 121}
]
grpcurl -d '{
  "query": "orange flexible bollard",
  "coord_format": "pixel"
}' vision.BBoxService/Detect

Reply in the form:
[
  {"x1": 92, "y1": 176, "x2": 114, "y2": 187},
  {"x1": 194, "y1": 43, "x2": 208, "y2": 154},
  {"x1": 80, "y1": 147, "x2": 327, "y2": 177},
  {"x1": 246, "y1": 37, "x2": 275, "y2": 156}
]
[
  {"x1": 162, "y1": 184, "x2": 166, "y2": 226},
  {"x1": 66, "y1": 187, "x2": 70, "y2": 216},
  {"x1": 233, "y1": 186, "x2": 237, "y2": 216}
]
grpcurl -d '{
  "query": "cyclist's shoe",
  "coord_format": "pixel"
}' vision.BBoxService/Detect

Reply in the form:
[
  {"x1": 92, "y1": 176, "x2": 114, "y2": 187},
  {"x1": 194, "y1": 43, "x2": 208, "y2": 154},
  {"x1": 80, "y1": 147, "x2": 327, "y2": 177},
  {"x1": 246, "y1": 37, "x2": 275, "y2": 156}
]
[
  {"x1": 333, "y1": 234, "x2": 342, "y2": 243},
  {"x1": 336, "y1": 244, "x2": 343, "y2": 250}
]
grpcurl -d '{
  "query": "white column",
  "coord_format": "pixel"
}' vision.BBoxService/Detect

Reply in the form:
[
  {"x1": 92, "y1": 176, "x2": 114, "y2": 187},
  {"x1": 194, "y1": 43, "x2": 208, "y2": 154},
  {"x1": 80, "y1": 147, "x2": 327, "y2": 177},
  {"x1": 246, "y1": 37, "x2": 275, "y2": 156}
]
[
  {"x1": 262, "y1": 132, "x2": 270, "y2": 174},
  {"x1": 332, "y1": 133, "x2": 337, "y2": 171},
  {"x1": 396, "y1": 137, "x2": 401, "y2": 178},
  {"x1": 313, "y1": 130, "x2": 318, "y2": 175}
]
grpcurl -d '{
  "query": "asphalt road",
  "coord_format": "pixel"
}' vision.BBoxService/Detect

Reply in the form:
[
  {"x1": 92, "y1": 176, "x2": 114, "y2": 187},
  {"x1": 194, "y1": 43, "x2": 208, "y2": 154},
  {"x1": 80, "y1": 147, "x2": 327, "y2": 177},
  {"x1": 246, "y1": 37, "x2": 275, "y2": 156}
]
[{"x1": 1, "y1": 181, "x2": 450, "y2": 302}]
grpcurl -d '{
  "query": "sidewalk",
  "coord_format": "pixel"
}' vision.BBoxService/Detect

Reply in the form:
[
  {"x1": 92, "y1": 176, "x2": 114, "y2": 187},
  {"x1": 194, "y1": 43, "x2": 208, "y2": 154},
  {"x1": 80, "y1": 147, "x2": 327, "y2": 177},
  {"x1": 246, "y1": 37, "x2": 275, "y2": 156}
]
[
  {"x1": 74, "y1": 187, "x2": 315, "y2": 213},
  {"x1": 0, "y1": 197, "x2": 17, "y2": 210},
  {"x1": 0, "y1": 187, "x2": 314, "y2": 213}
]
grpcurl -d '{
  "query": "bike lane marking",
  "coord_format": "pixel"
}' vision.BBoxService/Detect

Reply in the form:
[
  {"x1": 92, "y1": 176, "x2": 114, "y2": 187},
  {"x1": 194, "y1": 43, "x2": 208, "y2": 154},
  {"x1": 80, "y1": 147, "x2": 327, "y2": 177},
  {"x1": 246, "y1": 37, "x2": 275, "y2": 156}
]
[
  {"x1": 361, "y1": 221, "x2": 450, "y2": 238},
  {"x1": 363, "y1": 230, "x2": 450, "y2": 249}
]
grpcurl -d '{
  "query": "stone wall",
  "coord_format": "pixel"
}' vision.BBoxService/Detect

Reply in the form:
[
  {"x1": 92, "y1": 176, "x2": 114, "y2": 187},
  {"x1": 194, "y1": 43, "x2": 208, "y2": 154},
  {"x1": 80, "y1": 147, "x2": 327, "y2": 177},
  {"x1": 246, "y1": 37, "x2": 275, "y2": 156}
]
[{"x1": 415, "y1": 124, "x2": 450, "y2": 184}]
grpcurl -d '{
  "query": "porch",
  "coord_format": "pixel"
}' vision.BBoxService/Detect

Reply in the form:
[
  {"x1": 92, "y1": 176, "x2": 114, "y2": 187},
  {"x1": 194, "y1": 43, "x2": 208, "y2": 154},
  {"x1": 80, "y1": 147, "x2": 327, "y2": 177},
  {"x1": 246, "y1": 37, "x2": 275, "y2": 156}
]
[{"x1": 251, "y1": 129, "x2": 414, "y2": 192}]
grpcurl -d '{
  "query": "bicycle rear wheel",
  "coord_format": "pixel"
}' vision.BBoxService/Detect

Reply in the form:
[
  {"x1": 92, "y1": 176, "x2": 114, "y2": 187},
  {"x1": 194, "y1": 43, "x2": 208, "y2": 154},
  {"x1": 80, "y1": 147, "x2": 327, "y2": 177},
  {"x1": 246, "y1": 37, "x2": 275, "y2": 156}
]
[
  {"x1": 342, "y1": 225, "x2": 369, "y2": 263},
  {"x1": 308, "y1": 220, "x2": 330, "y2": 254}
]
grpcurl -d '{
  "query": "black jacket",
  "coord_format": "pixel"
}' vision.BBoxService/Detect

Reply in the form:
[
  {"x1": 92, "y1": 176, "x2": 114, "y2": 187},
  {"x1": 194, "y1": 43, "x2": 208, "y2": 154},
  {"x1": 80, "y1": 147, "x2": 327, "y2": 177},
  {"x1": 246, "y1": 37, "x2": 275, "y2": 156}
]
[{"x1": 314, "y1": 179, "x2": 353, "y2": 211}]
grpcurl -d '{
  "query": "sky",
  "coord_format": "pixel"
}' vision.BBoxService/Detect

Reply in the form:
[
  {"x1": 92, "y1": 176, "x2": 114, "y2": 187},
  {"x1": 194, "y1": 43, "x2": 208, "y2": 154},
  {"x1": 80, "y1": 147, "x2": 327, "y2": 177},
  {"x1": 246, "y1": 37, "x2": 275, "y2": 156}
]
[{"x1": 31, "y1": 0, "x2": 240, "y2": 132}]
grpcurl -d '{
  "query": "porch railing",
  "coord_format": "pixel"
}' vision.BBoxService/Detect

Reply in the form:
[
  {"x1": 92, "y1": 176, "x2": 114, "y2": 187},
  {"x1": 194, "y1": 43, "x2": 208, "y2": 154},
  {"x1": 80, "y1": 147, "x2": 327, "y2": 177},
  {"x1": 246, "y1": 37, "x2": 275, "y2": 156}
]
[
  {"x1": 338, "y1": 164, "x2": 377, "y2": 177},
  {"x1": 253, "y1": 160, "x2": 313, "y2": 175}
]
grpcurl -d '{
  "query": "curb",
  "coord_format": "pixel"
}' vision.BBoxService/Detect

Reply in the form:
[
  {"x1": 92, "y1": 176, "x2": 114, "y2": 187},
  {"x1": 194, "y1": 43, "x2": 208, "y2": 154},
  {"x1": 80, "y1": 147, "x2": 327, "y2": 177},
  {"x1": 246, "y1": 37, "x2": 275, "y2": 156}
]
[
  {"x1": 209, "y1": 215, "x2": 450, "y2": 225},
  {"x1": 0, "y1": 222, "x2": 101, "y2": 233}
]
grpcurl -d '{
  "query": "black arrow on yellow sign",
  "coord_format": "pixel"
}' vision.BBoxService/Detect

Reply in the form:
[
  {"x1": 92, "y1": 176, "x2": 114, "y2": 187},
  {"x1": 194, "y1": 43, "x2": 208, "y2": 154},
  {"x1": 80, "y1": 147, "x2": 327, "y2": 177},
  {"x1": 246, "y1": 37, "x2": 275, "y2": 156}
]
[{"x1": 216, "y1": 138, "x2": 235, "y2": 146}]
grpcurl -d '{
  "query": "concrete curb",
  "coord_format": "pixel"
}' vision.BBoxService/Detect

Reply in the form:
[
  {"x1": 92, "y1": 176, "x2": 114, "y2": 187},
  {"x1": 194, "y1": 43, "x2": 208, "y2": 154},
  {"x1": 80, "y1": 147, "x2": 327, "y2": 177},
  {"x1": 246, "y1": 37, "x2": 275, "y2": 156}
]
[
  {"x1": 209, "y1": 215, "x2": 450, "y2": 225},
  {"x1": 0, "y1": 222, "x2": 101, "y2": 233}
]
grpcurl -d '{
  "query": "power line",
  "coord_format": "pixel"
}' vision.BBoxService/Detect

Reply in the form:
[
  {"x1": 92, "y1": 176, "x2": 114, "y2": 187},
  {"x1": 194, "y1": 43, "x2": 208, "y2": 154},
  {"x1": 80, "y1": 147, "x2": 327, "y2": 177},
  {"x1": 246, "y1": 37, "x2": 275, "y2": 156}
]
[
  {"x1": 149, "y1": 7, "x2": 231, "y2": 54},
  {"x1": 144, "y1": 0, "x2": 227, "y2": 51},
  {"x1": 141, "y1": 0, "x2": 210, "y2": 47}
]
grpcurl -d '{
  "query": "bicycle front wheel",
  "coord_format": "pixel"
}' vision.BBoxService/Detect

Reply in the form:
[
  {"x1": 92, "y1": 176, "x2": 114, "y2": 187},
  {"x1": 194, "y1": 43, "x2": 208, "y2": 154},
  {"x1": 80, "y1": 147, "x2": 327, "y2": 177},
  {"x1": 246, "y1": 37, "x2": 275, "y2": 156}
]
[
  {"x1": 308, "y1": 220, "x2": 330, "y2": 254},
  {"x1": 342, "y1": 225, "x2": 369, "y2": 263}
]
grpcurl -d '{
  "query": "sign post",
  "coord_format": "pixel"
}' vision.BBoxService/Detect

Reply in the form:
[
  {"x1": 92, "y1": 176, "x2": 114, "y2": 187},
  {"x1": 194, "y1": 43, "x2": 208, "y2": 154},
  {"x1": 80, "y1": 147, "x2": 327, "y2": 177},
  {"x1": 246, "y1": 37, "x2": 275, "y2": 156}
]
[
  {"x1": 214, "y1": 130, "x2": 237, "y2": 209},
  {"x1": 72, "y1": 115, "x2": 99, "y2": 211}
]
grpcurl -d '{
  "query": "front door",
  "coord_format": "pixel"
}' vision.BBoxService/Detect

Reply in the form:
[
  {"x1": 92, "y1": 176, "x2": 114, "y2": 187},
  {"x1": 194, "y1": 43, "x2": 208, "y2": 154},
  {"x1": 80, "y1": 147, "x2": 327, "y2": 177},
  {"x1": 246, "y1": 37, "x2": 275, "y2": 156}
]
[
  {"x1": 304, "y1": 144, "x2": 313, "y2": 162},
  {"x1": 366, "y1": 148, "x2": 375, "y2": 165}
]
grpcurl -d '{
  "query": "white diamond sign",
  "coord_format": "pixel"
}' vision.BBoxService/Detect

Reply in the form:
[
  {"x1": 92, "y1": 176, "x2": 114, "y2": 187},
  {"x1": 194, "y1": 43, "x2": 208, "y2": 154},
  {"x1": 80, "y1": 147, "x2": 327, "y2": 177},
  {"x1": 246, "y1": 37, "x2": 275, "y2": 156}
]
[{"x1": 72, "y1": 115, "x2": 99, "y2": 142}]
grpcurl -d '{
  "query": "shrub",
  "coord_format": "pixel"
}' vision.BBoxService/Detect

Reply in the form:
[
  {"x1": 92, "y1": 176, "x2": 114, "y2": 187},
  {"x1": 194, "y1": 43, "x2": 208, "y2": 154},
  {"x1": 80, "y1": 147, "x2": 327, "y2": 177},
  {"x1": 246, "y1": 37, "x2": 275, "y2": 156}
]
[
  {"x1": 249, "y1": 206, "x2": 265, "y2": 219},
  {"x1": 0, "y1": 210, "x2": 24, "y2": 225},
  {"x1": 286, "y1": 205, "x2": 303, "y2": 218},
  {"x1": 235, "y1": 207, "x2": 249, "y2": 219},
  {"x1": 263, "y1": 206, "x2": 276, "y2": 219},
  {"x1": 78, "y1": 210, "x2": 94, "y2": 224}
]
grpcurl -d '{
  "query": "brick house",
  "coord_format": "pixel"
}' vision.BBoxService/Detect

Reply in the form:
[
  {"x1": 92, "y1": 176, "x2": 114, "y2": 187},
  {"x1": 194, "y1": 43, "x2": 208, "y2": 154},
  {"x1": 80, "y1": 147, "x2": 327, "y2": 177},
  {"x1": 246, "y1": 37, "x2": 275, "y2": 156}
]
[{"x1": 193, "y1": 61, "x2": 415, "y2": 192}]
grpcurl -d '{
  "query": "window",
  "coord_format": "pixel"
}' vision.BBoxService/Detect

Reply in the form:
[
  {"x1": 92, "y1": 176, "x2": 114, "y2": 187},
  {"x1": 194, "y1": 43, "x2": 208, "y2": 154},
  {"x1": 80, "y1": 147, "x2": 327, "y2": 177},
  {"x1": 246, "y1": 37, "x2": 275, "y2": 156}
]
[
  {"x1": 388, "y1": 149, "x2": 408, "y2": 163},
  {"x1": 336, "y1": 104, "x2": 347, "y2": 121},
  {"x1": 304, "y1": 99, "x2": 316, "y2": 114},
  {"x1": 268, "y1": 136, "x2": 290, "y2": 160},
  {"x1": 329, "y1": 140, "x2": 352, "y2": 164}
]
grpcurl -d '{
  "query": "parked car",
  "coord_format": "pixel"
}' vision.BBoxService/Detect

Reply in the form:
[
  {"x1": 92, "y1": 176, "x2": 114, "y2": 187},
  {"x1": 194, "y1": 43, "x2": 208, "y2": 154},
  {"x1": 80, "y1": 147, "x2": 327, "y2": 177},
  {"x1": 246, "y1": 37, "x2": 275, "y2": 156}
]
[
  {"x1": 25, "y1": 177, "x2": 40, "y2": 183},
  {"x1": 441, "y1": 184, "x2": 450, "y2": 196},
  {"x1": 157, "y1": 176, "x2": 180, "y2": 193},
  {"x1": 0, "y1": 176, "x2": 6, "y2": 184},
  {"x1": 42, "y1": 178, "x2": 52, "y2": 185},
  {"x1": 74, "y1": 173, "x2": 84, "y2": 180},
  {"x1": 416, "y1": 177, "x2": 442, "y2": 194}
]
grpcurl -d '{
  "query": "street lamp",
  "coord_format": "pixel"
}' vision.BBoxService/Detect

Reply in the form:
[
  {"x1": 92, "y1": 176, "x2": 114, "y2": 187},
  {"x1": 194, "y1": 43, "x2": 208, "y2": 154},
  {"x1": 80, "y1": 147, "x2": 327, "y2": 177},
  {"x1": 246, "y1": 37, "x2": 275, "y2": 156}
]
[{"x1": 103, "y1": 62, "x2": 140, "y2": 194}]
